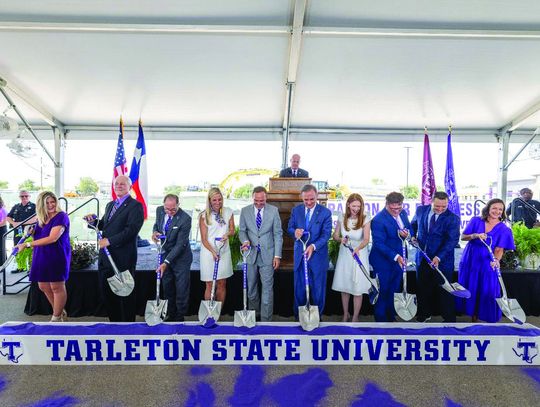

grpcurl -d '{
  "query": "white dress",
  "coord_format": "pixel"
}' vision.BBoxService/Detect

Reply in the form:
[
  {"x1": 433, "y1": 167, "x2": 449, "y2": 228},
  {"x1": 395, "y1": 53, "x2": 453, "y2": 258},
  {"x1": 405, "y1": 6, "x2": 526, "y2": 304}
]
[
  {"x1": 199, "y1": 207, "x2": 234, "y2": 281},
  {"x1": 332, "y1": 212, "x2": 372, "y2": 296}
]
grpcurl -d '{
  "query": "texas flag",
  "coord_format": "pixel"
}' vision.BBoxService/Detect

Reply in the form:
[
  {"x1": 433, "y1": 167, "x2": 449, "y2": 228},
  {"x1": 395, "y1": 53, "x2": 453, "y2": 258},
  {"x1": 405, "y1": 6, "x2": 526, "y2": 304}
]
[
  {"x1": 129, "y1": 120, "x2": 148, "y2": 219},
  {"x1": 111, "y1": 117, "x2": 128, "y2": 200}
]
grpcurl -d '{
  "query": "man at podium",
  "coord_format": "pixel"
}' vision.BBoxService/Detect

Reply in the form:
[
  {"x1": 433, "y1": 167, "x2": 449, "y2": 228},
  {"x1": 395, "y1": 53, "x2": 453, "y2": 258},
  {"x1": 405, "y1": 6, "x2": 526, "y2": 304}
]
[{"x1": 279, "y1": 154, "x2": 309, "y2": 178}]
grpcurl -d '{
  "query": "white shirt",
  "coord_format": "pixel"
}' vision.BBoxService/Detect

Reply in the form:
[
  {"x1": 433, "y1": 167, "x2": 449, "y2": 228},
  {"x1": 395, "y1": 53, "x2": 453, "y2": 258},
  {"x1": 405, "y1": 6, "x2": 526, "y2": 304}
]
[{"x1": 253, "y1": 205, "x2": 265, "y2": 221}]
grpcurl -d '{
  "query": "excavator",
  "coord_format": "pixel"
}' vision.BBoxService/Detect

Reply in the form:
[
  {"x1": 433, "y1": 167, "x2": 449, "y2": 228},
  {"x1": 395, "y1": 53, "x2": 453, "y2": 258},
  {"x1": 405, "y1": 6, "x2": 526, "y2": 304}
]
[{"x1": 219, "y1": 168, "x2": 278, "y2": 197}]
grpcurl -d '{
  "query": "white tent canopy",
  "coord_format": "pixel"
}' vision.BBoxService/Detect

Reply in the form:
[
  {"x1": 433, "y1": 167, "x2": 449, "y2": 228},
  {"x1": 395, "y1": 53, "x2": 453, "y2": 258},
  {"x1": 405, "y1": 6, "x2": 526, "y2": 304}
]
[{"x1": 1, "y1": 0, "x2": 540, "y2": 194}]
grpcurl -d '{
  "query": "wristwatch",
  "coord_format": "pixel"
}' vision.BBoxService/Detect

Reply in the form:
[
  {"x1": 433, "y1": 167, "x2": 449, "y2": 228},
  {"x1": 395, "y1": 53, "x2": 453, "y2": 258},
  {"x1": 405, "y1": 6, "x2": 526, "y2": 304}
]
[{"x1": 26, "y1": 242, "x2": 31, "y2": 248}]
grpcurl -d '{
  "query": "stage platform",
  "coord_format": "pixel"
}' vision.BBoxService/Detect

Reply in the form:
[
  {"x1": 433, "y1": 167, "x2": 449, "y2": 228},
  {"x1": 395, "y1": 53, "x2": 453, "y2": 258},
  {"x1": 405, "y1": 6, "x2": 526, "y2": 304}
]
[{"x1": 1, "y1": 321, "x2": 539, "y2": 366}]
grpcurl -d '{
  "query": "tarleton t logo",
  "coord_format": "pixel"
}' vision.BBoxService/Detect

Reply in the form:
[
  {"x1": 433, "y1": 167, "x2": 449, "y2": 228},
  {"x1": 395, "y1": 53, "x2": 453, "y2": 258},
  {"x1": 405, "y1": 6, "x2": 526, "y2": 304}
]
[
  {"x1": 512, "y1": 340, "x2": 538, "y2": 364},
  {"x1": 0, "y1": 340, "x2": 23, "y2": 364}
]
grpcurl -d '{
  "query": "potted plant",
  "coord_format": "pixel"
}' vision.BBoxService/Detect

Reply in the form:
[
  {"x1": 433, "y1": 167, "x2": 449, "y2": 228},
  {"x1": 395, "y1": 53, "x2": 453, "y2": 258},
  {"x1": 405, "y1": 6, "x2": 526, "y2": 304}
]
[
  {"x1": 70, "y1": 240, "x2": 98, "y2": 270},
  {"x1": 512, "y1": 222, "x2": 540, "y2": 269}
]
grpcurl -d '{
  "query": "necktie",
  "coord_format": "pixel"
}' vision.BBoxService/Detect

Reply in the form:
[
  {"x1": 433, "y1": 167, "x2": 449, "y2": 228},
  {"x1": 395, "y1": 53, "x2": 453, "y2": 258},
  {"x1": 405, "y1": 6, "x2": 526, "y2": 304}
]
[
  {"x1": 256, "y1": 208, "x2": 262, "y2": 230},
  {"x1": 293, "y1": 169, "x2": 297, "y2": 177},
  {"x1": 305, "y1": 207, "x2": 311, "y2": 230},
  {"x1": 164, "y1": 215, "x2": 172, "y2": 234},
  {"x1": 108, "y1": 200, "x2": 120, "y2": 221},
  {"x1": 429, "y1": 213, "x2": 437, "y2": 233}
]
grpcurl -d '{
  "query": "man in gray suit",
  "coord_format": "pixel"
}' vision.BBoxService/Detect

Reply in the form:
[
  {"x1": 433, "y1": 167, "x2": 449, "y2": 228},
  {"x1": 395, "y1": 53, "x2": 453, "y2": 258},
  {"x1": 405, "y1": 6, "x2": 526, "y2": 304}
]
[
  {"x1": 279, "y1": 153, "x2": 309, "y2": 178},
  {"x1": 239, "y1": 186, "x2": 283, "y2": 321},
  {"x1": 152, "y1": 194, "x2": 193, "y2": 322}
]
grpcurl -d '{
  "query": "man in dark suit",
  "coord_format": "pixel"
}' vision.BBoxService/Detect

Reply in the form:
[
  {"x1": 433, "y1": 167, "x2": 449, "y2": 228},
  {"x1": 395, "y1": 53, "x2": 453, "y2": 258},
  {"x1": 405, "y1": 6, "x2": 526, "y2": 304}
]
[
  {"x1": 369, "y1": 192, "x2": 412, "y2": 322},
  {"x1": 239, "y1": 186, "x2": 283, "y2": 321},
  {"x1": 411, "y1": 191, "x2": 460, "y2": 322},
  {"x1": 152, "y1": 193, "x2": 193, "y2": 322},
  {"x1": 279, "y1": 154, "x2": 309, "y2": 178},
  {"x1": 506, "y1": 187, "x2": 540, "y2": 228},
  {"x1": 86, "y1": 175, "x2": 144, "y2": 322},
  {"x1": 288, "y1": 184, "x2": 332, "y2": 318}
]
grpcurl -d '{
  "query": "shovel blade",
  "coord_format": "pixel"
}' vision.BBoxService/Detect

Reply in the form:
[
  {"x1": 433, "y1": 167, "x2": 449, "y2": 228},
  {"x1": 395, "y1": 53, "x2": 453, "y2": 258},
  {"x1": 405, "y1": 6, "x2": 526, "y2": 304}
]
[
  {"x1": 394, "y1": 292, "x2": 417, "y2": 321},
  {"x1": 145, "y1": 300, "x2": 168, "y2": 326},
  {"x1": 107, "y1": 270, "x2": 135, "y2": 297},
  {"x1": 234, "y1": 310, "x2": 256, "y2": 328},
  {"x1": 299, "y1": 305, "x2": 320, "y2": 331},
  {"x1": 447, "y1": 282, "x2": 471, "y2": 299},
  {"x1": 496, "y1": 297, "x2": 526, "y2": 324},
  {"x1": 198, "y1": 300, "x2": 222, "y2": 327}
]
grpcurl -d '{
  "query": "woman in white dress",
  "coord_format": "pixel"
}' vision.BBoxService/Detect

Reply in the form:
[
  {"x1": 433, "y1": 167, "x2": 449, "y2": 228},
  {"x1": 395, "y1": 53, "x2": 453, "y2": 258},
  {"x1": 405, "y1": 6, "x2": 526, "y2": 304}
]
[
  {"x1": 199, "y1": 187, "x2": 235, "y2": 303},
  {"x1": 332, "y1": 193, "x2": 371, "y2": 322}
]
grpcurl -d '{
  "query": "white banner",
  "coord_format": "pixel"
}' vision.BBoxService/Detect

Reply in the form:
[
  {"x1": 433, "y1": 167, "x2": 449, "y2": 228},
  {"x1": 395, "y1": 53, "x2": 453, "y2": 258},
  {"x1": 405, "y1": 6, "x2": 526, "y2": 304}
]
[{"x1": 1, "y1": 322, "x2": 538, "y2": 366}]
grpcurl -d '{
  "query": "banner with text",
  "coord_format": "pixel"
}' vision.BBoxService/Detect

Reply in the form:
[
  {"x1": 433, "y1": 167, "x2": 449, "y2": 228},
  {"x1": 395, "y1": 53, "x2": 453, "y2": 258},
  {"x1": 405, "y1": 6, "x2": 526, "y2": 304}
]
[{"x1": 1, "y1": 322, "x2": 538, "y2": 366}]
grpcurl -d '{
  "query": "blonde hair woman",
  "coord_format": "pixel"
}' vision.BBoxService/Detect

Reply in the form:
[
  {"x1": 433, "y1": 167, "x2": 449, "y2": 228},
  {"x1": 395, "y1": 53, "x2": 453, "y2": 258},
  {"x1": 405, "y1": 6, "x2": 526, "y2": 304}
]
[
  {"x1": 16, "y1": 191, "x2": 71, "y2": 322},
  {"x1": 332, "y1": 193, "x2": 372, "y2": 322},
  {"x1": 199, "y1": 187, "x2": 235, "y2": 303}
]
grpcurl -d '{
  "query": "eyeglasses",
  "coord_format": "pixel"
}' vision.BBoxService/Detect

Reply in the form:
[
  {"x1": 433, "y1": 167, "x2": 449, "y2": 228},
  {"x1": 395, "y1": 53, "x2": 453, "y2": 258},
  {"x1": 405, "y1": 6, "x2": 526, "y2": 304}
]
[{"x1": 19, "y1": 195, "x2": 29, "y2": 198}]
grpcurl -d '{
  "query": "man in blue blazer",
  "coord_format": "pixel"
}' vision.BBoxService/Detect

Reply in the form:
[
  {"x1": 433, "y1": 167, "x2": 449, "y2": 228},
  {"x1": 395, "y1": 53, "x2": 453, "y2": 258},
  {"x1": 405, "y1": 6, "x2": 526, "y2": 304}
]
[
  {"x1": 369, "y1": 192, "x2": 412, "y2": 322},
  {"x1": 288, "y1": 184, "x2": 332, "y2": 318},
  {"x1": 411, "y1": 191, "x2": 460, "y2": 322},
  {"x1": 152, "y1": 194, "x2": 193, "y2": 322}
]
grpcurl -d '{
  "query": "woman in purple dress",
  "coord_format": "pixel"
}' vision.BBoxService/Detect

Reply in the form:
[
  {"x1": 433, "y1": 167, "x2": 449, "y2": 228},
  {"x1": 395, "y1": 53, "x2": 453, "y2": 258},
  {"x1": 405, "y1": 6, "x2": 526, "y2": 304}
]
[
  {"x1": 457, "y1": 198, "x2": 515, "y2": 323},
  {"x1": 16, "y1": 191, "x2": 71, "y2": 322}
]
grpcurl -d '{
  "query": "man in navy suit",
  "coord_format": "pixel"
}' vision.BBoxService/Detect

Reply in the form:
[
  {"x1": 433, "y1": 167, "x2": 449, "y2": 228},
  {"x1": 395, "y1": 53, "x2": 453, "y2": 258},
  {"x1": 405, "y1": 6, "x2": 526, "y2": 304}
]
[
  {"x1": 369, "y1": 192, "x2": 412, "y2": 322},
  {"x1": 288, "y1": 184, "x2": 332, "y2": 318},
  {"x1": 411, "y1": 191, "x2": 460, "y2": 322},
  {"x1": 152, "y1": 194, "x2": 193, "y2": 322},
  {"x1": 279, "y1": 154, "x2": 309, "y2": 178}
]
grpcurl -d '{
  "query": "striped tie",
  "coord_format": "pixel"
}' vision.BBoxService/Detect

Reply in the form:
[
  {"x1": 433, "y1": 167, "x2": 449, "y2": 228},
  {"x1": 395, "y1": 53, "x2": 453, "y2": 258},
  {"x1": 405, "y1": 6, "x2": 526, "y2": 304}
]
[
  {"x1": 164, "y1": 215, "x2": 172, "y2": 234},
  {"x1": 305, "y1": 207, "x2": 311, "y2": 230},
  {"x1": 256, "y1": 208, "x2": 262, "y2": 230},
  {"x1": 108, "y1": 200, "x2": 120, "y2": 221}
]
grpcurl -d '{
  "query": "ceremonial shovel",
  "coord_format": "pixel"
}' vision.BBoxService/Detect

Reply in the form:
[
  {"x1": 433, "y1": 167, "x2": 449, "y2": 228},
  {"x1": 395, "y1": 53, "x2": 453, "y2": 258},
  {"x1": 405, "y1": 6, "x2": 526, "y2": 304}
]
[
  {"x1": 198, "y1": 238, "x2": 224, "y2": 327},
  {"x1": 343, "y1": 241, "x2": 380, "y2": 304},
  {"x1": 234, "y1": 245, "x2": 256, "y2": 328},
  {"x1": 407, "y1": 237, "x2": 471, "y2": 298},
  {"x1": 87, "y1": 220, "x2": 134, "y2": 297},
  {"x1": 145, "y1": 235, "x2": 168, "y2": 326},
  {"x1": 297, "y1": 233, "x2": 320, "y2": 331},
  {"x1": 480, "y1": 237, "x2": 526, "y2": 324},
  {"x1": 393, "y1": 231, "x2": 417, "y2": 321},
  {"x1": 0, "y1": 228, "x2": 33, "y2": 272}
]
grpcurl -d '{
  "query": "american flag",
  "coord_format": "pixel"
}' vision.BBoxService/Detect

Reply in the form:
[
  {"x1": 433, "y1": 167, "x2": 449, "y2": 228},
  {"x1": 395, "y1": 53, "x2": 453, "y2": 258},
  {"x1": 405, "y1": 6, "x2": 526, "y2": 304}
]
[{"x1": 111, "y1": 117, "x2": 128, "y2": 199}]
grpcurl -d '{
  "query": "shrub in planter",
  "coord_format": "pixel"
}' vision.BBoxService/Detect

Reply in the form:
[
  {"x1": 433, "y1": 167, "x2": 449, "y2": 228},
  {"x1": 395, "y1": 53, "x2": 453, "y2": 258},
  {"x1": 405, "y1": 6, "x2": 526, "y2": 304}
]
[
  {"x1": 512, "y1": 222, "x2": 540, "y2": 269},
  {"x1": 70, "y1": 240, "x2": 98, "y2": 270}
]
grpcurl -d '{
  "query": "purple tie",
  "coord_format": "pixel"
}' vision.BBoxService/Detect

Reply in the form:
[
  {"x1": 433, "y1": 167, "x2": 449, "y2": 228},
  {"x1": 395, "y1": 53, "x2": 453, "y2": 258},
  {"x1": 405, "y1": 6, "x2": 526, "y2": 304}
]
[
  {"x1": 164, "y1": 215, "x2": 172, "y2": 234},
  {"x1": 429, "y1": 214, "x2": 436, "y2": 233},
  {"x1": 256, "y1": 209, "x2": 262, "y2": 230},
  {"x1": 108, "y1": 200, "x2": 120, "y2": 221}
]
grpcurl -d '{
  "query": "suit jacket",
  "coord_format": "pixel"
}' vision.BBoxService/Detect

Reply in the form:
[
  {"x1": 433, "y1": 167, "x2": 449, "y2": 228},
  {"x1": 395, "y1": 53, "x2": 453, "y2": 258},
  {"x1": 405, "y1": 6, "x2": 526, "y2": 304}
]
[
  {"x1": 279, "y1": 167, "x2": 309, "y2": 178},
  {"x1": 411, "y1": 205, "x2": 460, "y2": 272},
  {"x1": 97, "y1": 195, "x2": 144, "y2": 272},
  {"x1": 153, "y1": 206, "x2": 193, "y2": 269},
  {"x1": 239, "y1": 204, "x2": 283, "y2": 265},
  {"x1": 287, "y1": 203, "x2": 332, "y2": 272},
  {"x1": 369, "y1": 209, "x2": 412, "y2": 274}
]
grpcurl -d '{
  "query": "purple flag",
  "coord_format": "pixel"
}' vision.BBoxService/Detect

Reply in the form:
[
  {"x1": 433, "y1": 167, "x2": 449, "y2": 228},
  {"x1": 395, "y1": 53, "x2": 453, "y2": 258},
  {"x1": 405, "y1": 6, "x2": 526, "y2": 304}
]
[
  {"x1": 421, "y1": 132, "x2": 436, "y2": 205},
  {"x1": 444, "y1": 130, "x2": 461, "y2": 218}
]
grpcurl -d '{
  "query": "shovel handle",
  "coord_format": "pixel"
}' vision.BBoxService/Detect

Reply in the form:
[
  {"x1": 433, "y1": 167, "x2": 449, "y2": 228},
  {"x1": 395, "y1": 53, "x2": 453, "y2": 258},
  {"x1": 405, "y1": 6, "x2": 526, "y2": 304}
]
[{"x1": 479, "y1": 237, "x2": 508, "y2": 298}]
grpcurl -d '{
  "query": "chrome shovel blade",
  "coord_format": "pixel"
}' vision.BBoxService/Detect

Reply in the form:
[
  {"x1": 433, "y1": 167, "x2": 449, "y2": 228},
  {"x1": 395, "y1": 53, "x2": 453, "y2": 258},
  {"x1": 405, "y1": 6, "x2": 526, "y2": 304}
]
[
  {"x1": 107, "y1": 270, "x2": 135, "y2": 297},
  {"x1": 299, "y1": 304, "x2": 320, "y2": 331}
]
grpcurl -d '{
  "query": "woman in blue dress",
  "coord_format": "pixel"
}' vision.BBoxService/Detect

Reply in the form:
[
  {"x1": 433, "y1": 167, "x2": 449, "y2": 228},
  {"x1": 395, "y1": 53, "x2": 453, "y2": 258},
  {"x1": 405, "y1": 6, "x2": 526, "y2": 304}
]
[
  {"x1": 16, "y1": 191, "x2": 71, "y2": 322},
  {"x1": 457, "y1": 198, "x2": 515, "y2": 322}
]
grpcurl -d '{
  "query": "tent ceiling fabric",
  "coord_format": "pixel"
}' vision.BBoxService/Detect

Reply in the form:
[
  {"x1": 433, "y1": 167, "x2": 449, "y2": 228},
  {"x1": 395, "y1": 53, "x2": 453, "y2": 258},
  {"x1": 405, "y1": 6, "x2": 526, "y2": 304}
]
[{"x1": 1, "y1": 0, "x2": 540, "y2": 137}]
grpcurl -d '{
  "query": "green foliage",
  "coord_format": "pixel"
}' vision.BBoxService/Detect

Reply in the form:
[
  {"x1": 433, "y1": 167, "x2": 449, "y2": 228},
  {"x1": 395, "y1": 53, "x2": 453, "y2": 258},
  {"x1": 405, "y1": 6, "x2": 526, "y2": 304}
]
[
  {"x1": 328, "y1": 238, "x2": 340, "y2": 268},
  {"x1": 500, "y1": 250, "x2": 519, "y2": 269},
  {"x1": 164, "y1": 185, "x2": 185, "y2": 196},
  {"x1": 400, "y1": 185, "x2": 419, "y2": 199},
  {"x1": 512, "y1": 222, "x2": 540, "y2": 262},
  {"x1": 18, "y1": 179, "x2": 39, "y2": 191},
  {"x1": 70, "y1": 240, "x2": 98, "y2": 270},
  {"x1": 77, "y1": 177, "x2": 99, "y2": 196},
  {"x1": 229, "y1": 227, "x2": 242, "y2": 269},
  {"x1": 371, "y1": 178, "x2": 385, "y2": 185},
  {"x1": 233, "y1": 184, "x2": 254, "y2": 199},
  {"x1": 0, "y1": 180, "x2": 8, "y2": 189},
  {"x1": 15, "y1": 236, "x2": 33, "y2": 271}
]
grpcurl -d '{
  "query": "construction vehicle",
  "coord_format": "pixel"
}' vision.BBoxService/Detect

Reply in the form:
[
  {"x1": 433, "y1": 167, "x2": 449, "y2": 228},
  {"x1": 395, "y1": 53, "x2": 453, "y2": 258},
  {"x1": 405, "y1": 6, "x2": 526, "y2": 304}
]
[{"x1": 219, "y1": 168, "x2": 278, "y2": 197}]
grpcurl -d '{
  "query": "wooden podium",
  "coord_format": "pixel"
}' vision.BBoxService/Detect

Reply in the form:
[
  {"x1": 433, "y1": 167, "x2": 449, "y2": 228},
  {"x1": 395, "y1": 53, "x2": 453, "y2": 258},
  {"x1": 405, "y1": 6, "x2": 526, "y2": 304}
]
[{"x1": 267, "y1": 177, "x2": 329, "y2": 268}]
